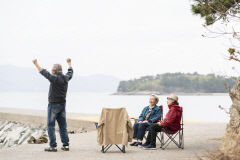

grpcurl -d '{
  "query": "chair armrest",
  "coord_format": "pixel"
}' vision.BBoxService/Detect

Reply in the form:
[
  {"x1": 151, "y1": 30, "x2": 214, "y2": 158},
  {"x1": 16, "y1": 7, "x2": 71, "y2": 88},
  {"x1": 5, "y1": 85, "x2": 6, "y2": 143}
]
[{"x1": 130, "y1": 117, "x2": 140, "y2": 123}]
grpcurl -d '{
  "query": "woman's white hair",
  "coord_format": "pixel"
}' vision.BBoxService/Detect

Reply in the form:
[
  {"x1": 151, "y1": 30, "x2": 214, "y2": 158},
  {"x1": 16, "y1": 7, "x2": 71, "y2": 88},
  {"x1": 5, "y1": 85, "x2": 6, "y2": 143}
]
[{"x1": 150, "y1": 94, "x2": 159, "y2": 104}]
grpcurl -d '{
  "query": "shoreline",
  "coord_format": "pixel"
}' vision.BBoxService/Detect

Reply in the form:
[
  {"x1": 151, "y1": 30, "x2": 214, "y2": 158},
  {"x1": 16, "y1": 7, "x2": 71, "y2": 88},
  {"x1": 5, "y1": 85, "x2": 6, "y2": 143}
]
[
  {"x1": 112, "y1": 92, "x2": 229, "y2": 96},
  {"x1": 0, "y1": 107, "x2": 99, "y2": 118},
  {"x1": 0, "y1": 108, "x2": 96, "y2": 132},
  {"x1": 0, "y1": 107, "x2": 228, "y2": 124}
]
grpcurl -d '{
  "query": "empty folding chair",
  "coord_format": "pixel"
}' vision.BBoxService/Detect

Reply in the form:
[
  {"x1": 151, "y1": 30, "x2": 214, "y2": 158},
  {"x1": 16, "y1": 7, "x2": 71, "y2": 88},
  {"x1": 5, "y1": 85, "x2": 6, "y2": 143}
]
[{"x1": 97, "y1": 108, "x2": 133, "y2": 153}]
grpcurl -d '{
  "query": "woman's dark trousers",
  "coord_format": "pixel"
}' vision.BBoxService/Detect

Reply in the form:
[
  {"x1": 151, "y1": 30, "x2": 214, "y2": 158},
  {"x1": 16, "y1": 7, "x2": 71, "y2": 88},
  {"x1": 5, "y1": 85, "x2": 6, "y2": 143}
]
[
  {"x1": 146, "y1": 123, "x2": 164, "y2": 146},
  {"x1": 133, "y1": 122, "x2": 150, "y2": 140}
]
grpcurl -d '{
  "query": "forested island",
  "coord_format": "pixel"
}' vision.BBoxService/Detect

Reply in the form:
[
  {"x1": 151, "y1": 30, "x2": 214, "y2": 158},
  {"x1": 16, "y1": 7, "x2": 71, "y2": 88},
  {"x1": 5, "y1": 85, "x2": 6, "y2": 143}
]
[{"x1": 116, "y1": 72, "x2": 237, "y2": 95}]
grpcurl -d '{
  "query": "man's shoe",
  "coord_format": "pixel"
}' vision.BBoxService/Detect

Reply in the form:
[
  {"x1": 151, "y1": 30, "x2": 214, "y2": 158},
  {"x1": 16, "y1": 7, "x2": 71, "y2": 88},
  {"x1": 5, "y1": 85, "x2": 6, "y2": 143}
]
[
  {"x1": 144, "y1": 144, "x2": 157, "y2": 150},
  {"x1": 134, "y1": 142, "x2": 142, "y2": 146},
  {"x1": 44, "y1": 147, "x2": 57, "y2": 152},
  {"x1": 139, "y1": 142, "x2": 150, "y2": 148},
  {"x1": 130, "y1": 142, "x2": 137, "y2": 146},
  {"x1": 61, "y1": 146, "x2": 70, "y2": 151}
]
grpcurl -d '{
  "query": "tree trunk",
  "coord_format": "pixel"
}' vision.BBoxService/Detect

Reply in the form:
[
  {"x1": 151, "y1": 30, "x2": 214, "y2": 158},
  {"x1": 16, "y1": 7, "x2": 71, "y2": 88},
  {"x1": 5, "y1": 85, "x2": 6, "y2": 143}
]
[{"x1": 221, "y1": 78, "x2": 240, "y2": 155}]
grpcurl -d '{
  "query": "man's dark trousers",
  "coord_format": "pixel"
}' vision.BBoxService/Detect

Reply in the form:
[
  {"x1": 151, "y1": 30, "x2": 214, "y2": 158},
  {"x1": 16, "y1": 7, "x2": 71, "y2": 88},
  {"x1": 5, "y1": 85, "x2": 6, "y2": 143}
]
[{"x1": 47, "y1": 103, "x2": 69, "y2": 147}]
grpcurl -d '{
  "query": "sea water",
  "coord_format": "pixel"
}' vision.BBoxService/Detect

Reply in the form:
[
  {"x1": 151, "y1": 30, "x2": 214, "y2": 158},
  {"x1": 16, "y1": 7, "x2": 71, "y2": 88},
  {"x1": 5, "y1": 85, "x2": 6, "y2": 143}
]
[{"x1": 0, "y1": 92, "x2": 231, "y2": 123}]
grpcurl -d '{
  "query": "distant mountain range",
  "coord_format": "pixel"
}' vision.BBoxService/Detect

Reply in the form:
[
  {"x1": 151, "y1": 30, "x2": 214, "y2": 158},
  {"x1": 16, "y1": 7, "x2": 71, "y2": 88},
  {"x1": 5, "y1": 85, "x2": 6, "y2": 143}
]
[{"x1": 0, "y1": 65, "x2": 120, "y2": 92}]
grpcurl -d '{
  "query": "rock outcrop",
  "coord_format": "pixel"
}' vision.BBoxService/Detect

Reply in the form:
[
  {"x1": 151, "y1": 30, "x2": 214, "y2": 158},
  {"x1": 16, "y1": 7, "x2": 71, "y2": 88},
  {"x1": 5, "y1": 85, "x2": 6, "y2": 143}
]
[
  {"x1": 0, "y1": 121, "x2": 47, "y2": 148},
  {"x1": 221, "y1": 78, "x2": 240, "y2": 155}
]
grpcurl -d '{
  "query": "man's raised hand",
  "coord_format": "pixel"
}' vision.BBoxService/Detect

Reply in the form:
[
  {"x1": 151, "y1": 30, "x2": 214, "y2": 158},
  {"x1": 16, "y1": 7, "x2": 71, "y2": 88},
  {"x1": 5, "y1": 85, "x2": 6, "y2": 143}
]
[
  {"x1": 66, "y1": 58, "x2": 72, "y2": 67},
  {"x1": 32, "y1": 59, "x2": 43, "y2": 72},
  {"x1": 66, "y1": 58, "x2": 71, "y2": 63},
  {"x1": 33, "y1": 59, "x2": 38, "y2": 65}
]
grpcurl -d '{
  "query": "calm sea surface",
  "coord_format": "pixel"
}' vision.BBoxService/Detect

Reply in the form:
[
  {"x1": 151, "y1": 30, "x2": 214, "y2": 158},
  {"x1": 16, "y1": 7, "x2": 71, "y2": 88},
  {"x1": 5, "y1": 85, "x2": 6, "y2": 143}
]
[{"x1": 0, "y1": 92, "x2": 231, "y2": 122}]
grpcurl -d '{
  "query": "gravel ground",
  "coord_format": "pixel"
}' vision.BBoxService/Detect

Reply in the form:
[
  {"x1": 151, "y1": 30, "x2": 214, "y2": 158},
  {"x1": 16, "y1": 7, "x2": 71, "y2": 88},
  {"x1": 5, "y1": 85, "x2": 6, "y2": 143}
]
[{"x1": 0, "y1": 122, "x2": 226, "y2": 160}]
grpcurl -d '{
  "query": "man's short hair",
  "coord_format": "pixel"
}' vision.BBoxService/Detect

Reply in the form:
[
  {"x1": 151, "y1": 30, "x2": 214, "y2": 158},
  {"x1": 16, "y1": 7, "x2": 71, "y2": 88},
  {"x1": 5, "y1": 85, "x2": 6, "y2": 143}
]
[{"x1": 52, "y1": 64, "x2": 62, "y2": 74}]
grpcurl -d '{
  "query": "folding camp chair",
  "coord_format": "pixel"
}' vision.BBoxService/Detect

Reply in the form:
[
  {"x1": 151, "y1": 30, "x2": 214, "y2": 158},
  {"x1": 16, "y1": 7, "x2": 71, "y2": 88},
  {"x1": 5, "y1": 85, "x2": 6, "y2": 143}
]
[
  {"x1": 97, "y1": 108, "x2": 133, "y2": 153},
  {"x1": 159, "y1": 108, "x2": 184, "y2": 150},
  {"x1": 95, "y1": 122, "x2": 126, "y2": 153}
]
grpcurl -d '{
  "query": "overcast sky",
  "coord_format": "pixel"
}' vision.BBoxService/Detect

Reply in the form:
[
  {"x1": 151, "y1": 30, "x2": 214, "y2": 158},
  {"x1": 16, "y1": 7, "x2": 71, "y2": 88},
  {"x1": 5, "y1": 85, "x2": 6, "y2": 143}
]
[{"x1": 0, "y1": 0, "x2": 239, "y2": 80}]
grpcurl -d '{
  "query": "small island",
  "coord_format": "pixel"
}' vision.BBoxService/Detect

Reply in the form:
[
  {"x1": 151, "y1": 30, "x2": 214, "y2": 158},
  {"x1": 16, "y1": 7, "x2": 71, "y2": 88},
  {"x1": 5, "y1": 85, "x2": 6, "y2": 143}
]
[{"x1": 115, "y1": 72, "x2": 237, "y2": 95}]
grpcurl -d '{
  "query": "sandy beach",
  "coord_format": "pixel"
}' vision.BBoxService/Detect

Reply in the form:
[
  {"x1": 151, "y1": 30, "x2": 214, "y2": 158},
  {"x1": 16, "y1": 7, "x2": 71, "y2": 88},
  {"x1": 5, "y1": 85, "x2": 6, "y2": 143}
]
[{"x1": 0, "y1": 108, "x2": 226, "y2": 160}]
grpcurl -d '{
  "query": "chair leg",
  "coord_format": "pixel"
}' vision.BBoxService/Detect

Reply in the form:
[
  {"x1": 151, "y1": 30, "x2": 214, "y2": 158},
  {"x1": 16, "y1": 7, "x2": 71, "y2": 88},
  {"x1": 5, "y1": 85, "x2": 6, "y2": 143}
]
[
  {"x1": 144, "y1": 130, "x2": 148, "y2": 140},
  {"x1": 157, "y1": 132, "x2": 163, "y2": 148},
  {"x1": 177, "y1": 129, "x2": 184, "y2": 149},
  {"x1": 115, "y1": 145, "x2": 126, "y2": 153},
  {"x1": 157, "y1": 134, "x2": 161, "y2": 142},
  {"x1": 161, "y1": 132, "x2": 181, "y2": 150},
  {"x1": 160, "y1": 132, "x2": 164, "y2": 148},
  {"x1": 122, "y1": 145, "x2": 126, "y2": 153},
  {"x1": 101, "y1": 146, "x2": 104, "y2": 153},
  {"x1": 179, "y1": 131, "x2": 181, "y2": 148},
  {"x1": 182, "y1": 134, "x2": 184, "y2": 149},
  {"x1": 101, "y1": 145, "x2": 112, "y2": 153},
  {"x1": 180, "y1": 129, "x2": 184, "y2": 149}
]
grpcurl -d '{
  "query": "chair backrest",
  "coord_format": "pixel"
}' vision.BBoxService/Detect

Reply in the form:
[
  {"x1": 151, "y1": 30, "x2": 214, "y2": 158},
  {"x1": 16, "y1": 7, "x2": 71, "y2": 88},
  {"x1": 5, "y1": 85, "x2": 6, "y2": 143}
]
[
  {"x1": 180, "y1": 107, "x2": 183, "y2": 129},
  {"x1": 151, "y1": 105, "x2": 163, "y2": 122},
  {"x1": 97, "y1": 108, "x2": 132, "y2": 146},
  {"x1": 159, "y1": 105, "x2": 163, "y2": 120}
]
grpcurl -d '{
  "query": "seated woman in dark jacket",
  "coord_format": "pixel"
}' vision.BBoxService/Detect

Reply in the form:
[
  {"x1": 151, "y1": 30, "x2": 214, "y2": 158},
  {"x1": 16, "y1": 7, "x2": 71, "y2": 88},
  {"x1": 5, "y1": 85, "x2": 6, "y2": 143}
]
[
  {"x1": 130, "y1": 95, "x2": 162, "y2": 146},
  {"x1": 142, "y1": 94, "x2": 182, "y2": 150}
]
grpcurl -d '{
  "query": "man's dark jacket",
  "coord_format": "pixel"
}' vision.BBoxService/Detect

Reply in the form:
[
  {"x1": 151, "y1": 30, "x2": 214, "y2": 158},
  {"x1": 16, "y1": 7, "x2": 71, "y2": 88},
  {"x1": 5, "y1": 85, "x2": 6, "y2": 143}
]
[{"x1": 40, "y1": 67, "x2": 73, "y2": 104}]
